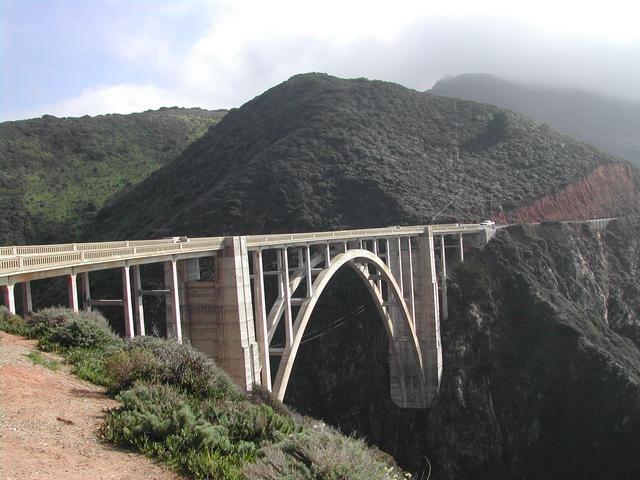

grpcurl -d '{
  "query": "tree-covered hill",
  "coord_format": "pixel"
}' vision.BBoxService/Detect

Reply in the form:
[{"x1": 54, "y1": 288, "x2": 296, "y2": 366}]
[
  {"x1": 431, "y1": 73, "x2": 640, "y2": 167},
  {"x1": 0, "y1": 107, "x2": 226, "y2": 244},
  {"x1": 93, "y1": 73, "x2": 640, "y2": 240}
]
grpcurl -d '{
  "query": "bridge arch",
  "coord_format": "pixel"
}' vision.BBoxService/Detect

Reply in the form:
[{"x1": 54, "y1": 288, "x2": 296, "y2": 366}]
[{"x1": 272, "y1": 249, "x2": 425, "y2": 403}]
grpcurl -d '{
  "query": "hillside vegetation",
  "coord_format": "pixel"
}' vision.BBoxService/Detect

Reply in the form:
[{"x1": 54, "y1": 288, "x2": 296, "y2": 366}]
[
  {"x1": 93, "y1": 74, "x2": 640, "y2": 240},
  {"x1": 0, "y1": 307, "x2": 406, "y2": 480},
  {"x1": 432, "y1": 73, "x2": 640, "y2": 167},
  {"x1": 0, "y1": 107, "x2": 226, "y2": 244}
]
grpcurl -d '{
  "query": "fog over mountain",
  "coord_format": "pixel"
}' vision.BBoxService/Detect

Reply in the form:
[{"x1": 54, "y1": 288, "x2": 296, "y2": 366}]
[{"x1": 432, "y1": 74, "x2": 640, "y2": 167}]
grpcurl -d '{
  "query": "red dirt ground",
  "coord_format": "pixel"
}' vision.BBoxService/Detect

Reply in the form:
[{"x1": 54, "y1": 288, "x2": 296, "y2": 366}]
[{"x1": 0, "y1": 332, "x2": 184, "y2": 479}]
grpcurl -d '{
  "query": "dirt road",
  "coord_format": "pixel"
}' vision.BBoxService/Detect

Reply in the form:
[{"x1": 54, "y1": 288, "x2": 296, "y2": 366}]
[{"x1": 0, "y1": 332, "x2": 183, "y2": 480}]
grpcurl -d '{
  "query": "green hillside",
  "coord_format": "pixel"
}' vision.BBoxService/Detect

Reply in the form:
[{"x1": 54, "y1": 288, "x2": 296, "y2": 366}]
[
  {"x1": 93, "y1": 73, "x2": 639, "y2": 240},
  {"x1": 0, "y1": 107, "x2": 226, "y2": 244}
]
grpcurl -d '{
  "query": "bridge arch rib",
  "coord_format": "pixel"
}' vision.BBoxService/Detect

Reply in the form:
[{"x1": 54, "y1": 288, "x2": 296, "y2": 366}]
[{"x1": 271, "y1": 249, "x2": 425, "y2": 404}]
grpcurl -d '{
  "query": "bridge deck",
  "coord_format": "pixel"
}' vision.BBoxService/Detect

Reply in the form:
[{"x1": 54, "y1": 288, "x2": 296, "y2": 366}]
[{"x1": 0, "y1": 224, "x2": 489, "y2": 284}]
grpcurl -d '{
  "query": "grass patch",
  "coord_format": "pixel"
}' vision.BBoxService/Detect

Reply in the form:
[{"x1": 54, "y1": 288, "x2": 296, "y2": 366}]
[{"x1": 25, "y1": 350, "x2": 61, "y2": 371}]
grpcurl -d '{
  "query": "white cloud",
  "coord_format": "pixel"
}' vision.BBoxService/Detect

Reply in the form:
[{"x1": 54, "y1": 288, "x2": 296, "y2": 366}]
[
  {"x1": 5, "y1": 83, "x2": 199, "y2": 120},
  {"x1": 5, "y1": 0, "x2": 640, "y2": 120}
]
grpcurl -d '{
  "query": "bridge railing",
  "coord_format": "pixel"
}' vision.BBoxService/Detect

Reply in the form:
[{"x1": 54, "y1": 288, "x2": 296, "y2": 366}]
[
  {"x1": 0, "y1": 238, "x2": 185, "y2": 257},
  {"x1": 0, "y1": 238, "x2": 228, "y2": 276}
]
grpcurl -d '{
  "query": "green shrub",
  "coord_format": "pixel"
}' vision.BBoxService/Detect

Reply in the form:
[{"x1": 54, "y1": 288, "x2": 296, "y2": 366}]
[
  {"x1": 65, "y1": 347, "x2": 115, "y2": 387},
  {"x1": 109, "y1": 336, "x2": 239, "y2": 400},
  {"x1": 243, "y1": 425, "x2": 407, "y2": 480},
  {"x1": 102, "y1": 383, "x2": 246, "y2": 479},
  {"x1": 30, "y1": 308, "x2": 121, "y2": 351},
  {"x1": 0, "y1": 307, "x2": 30, "y2": 336}
]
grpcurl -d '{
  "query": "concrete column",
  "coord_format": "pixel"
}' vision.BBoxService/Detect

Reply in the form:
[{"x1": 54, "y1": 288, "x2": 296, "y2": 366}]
[
  {"x1": 81, "y1": 273, "x2": 91, "y2": 311},
  {"x1": 325, "y1": 243, "x2": 331, "y2": 267},
  {"x1": 132, "y1": 265, "x2": 145, "y2": 336},
  {"x1": 440, "y1": 236, "x2": 448, "y2": 321},
  {"x1": 387, "y1": 234, "x2": 426, "y2": 408},
  {"x1": 252, "y1": 250, "x2": 272, "y2": 391},
  {"x1": 414, "y1": 229, "x2": 442, "y2": 405},
  {"x1": 22, "y1": 281, "x2": 32, "y2": 316},
  {"x1": 305, "y1": 246, "x2": 313, "y2": 298},
  {"x1": 405, "y1": 237, "x2": 416, "y2": 322},
  {"x1": 165, "y1": 259, "x2": 183, "y2": 342},
  {"x1": 217, "y1": 236, "x2": 260, "y2": 389},
  {"x1": 67, "y1": 274, "x2": 79, "y2": 312},
  {"x1": 122, "y1": 266, "x2": 134, "y2": 338},
  {"x1": 280, "y1": 248, "x2": 293, "y2": 347},
  {"x1": 2, "y1": 285, "x2": 16, "y2": 315},
  {"x1": 458, "y1": 234, "x2": 465, "y2": 263}
]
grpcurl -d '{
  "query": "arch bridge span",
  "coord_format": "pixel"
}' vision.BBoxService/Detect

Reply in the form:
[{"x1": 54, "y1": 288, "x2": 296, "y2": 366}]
[{"x1": 1, "y1": 223, "x2": 494, "y2": 408}]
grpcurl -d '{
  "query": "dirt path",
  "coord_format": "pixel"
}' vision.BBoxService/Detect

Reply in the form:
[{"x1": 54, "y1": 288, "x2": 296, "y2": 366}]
[{"x1": 0, "y1": 332, "x2": 184, "y2": 479}]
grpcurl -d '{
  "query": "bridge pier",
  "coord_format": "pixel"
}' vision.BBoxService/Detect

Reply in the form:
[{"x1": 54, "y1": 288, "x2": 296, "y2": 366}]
[
  {"x1": 81, "y1": 273, "x2": 91, "y2": 311},
  {"x1": 415, "y1": 230, "x2": 442, "y2": 405},
  {"x1": 439, "y1": 236, "x2": 448, "y2": 322},
  {"x1": 122, "y1": 266, "x2": 134, "y2": 338},
  {"x1": 164, "y1": 259, "x2": 183, "y2": 342},
  {"x1": 132, "y1": 265, "x2": 145, "y2": 336},
  {"x1": 215, "y1": 237, "x2": 260, "y2": 389},
  {"x1": 2, "y1": 284, "x2": 16, "y2": 315},
  {"x1": 22, "y1": 281, "x2": 32, "y2": 316},
  {"x1": 67, "y1": 274, "x2": 79, "y2": 312}
]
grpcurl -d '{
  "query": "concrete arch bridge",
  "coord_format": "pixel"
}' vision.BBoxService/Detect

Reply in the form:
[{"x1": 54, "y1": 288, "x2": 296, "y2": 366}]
[{"x1": 0, "y1": 224, "x2": 493, "y2": 408}]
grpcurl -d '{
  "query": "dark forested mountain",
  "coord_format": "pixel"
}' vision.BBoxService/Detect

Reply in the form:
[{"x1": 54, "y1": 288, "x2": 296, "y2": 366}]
[
  {"x1": 94, "y1": 73, "x2": 640, "y2": 239},
  {"x1": 431, "y1": 73, "x2": 640, "y2": 167},
  {"x1": 0, "y1": 107, "x2": 226, "y2": 244}
]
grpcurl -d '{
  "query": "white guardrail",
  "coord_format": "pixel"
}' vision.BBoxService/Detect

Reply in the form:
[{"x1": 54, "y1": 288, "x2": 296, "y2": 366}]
[
  {"x1": 0, "y1": 224, "x2": 490, "y2": 277},
  {"x1": 0, "y1": 238, "x2": 226, "y2": 276}
]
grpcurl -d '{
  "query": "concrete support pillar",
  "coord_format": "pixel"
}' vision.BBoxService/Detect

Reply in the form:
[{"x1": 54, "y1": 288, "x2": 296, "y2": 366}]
[
  {"x1": 252, "y1": 250, "x2": 272, "y2": 391},
  {"x1": 22, "y1": 281, "x2": 32, "y2": 316},
  {"x1": 458, "y1": 234, "x2": 464, "y2": 263},
  {"x1": 325, "y1": 243, "x2": 331, "y2": 267},
  {"x1": 165, "y1": 259, "x2": 183, "y2": 342},
  {"x1": 132, "y1": 265, "x2": 145, "y2": 336},
  {"x1": 414, "y1": 229, "x2": 442, "y2": 405},
  {"x1": 440, "y1": 236, "x2": 448, "y2": 321},
  {"x1": 81, "y1": 273, "x2": 91, "y2": 311},
  {"x1": 280, "y1": 248, "x2": 293, "y2": 348},
  {"x1": 217, "y1": 236, "x2": 260, "y2": 389},
  {"x1": 67, "y1": 274, "x2": 79, "y2": 312},
  {"x1": 2, "y1": 285, "x2": 16, "y2": 315},
  {"x1": 387, "y1": 234, "x2": 425, "y2": 408},
  {"x1": 122, "y1": 266, "x2": 134, "y2": 338},
  {"x1": 305, "y1": 246, "x2": 313, "y2": 298}
]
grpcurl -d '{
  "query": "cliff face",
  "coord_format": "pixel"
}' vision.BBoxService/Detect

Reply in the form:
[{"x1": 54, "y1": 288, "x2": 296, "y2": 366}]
[
  {"x1": 499, "y1": 163, "x2": 640, "y2": 223},
  {"x1": 285, "y1": 219, "x2": 640, "y2": 479}
]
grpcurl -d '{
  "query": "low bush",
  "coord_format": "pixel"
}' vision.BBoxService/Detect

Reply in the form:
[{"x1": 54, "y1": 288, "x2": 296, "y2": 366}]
[
  {"x1": 65, "y1": 347, "x2": 115, "y2": 387},
  {"x1": 243, "y1": 425, "x2": 407, "y2": 480},
  {"x1": 107, "y1": 336, "x2": 239, "y2": 400},
  {"x1": 0, "y1": 307, "x2": 30, "y2": 336},
  {"x1": 102, "y1": 383, "x2": 249, "y2": 479},
  {"x1": 30, "y1": 308, "x2": 121, "y2": 351}
]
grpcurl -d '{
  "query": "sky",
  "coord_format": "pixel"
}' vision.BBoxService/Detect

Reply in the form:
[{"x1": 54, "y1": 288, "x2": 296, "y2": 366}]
[{"x1": 1, "y1": 0, "x2": 639, "y2": 121}]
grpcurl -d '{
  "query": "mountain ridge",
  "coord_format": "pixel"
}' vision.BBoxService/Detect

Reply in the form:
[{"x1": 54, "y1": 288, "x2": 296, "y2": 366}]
[
  {"x1": 431, "y1": 73, "x2": 640, "y2": 167},
  {"x1": 92, "y1": 73, "x2": 640, "y2": 240}
]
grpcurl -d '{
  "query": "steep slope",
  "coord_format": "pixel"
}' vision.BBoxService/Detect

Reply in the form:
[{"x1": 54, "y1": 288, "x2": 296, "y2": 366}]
[
  {"x1": 285, "y1": 219, "x2": 640, "y2": 479},
  {"x1": 94, "y1": 74, "x2": 640, "y2": 239},
  {"x1": 0, "y1": 107, "x2": 226, "y2": 244},
  {"x1": 431, "y1": 74, "x2": 640, "y2": 167}
]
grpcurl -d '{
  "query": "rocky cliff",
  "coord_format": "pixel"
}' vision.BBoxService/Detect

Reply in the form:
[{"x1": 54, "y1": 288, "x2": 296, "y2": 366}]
[{"x1": 286, "y1": 219, "x2": 640, "y2": 479}]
